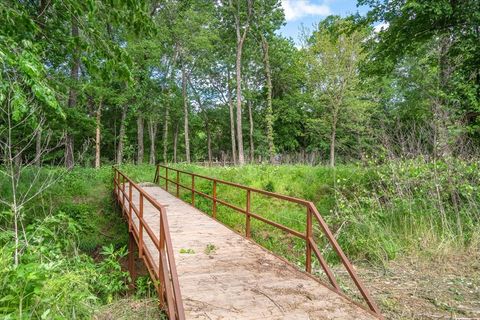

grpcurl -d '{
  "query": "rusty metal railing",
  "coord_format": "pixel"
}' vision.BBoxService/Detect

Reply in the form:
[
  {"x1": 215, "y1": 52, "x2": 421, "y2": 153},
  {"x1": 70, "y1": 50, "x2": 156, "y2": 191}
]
[
  {"x1": 113, "y1": 168, "x2": 185, "y2": 320},
  {"x1": 154, "y1": 164, "x2": 382, "y2": 318}
]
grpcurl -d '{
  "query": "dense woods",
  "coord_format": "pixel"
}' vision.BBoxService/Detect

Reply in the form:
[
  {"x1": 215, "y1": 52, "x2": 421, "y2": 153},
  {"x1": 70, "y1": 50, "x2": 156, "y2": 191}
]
[
  {"x1": 2, "y1": 0, "x2": 479, "y2": 168},
  {"x1": 1, "y1": 0, "x2": 480, "y2": 319}
]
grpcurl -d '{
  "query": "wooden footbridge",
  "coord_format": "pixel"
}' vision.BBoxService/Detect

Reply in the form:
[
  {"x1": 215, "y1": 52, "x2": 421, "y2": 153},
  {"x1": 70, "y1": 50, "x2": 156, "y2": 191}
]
[{"x1": 113, "y1": 165, "x2": 383, "y2": 319}]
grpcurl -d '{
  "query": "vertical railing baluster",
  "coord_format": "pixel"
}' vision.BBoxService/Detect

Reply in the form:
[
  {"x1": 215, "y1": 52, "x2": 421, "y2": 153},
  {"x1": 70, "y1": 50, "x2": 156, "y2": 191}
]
[
  {"x1": 158, "y1": 210, "x2": 165, "y2": 305},
  {"x1": 165, "y1": 167, "x2": 169, "y2": 191},
  {"x1": 212, "y1": 180, "x2": 217, "y2": 219},
  {"x1": 139, "y1": 192, "x2": 144, "y2": 257},
  {"x1": 306, "y1": 206, "x2": 312, "y2": 273},
  {"x1": 191, "y1": 175, "x2": 195, "y2": 206},
  {"x1": 122, "y1": 175, "x2": 126, "y2": 216},
  {"x1": 246, "y1": 190, "x2": 251, "y2": 238},
  {"x1": 153, "y1": 164, "x2": 160, "y2": 183},
  {"x1": 128, "y1": 181, "x2": 133, "y2": 231},
  {"x1": 114, "y1": 170, "x2": 117, "y2": 197},
  {"x1": 176, "y1": 171, "x2": 179, "y2": 197}
]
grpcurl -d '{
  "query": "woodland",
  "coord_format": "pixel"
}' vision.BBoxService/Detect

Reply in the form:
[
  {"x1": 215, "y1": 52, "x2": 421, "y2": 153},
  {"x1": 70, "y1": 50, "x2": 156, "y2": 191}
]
[{"x1": 1, "y1": 0, "x2": 479, "y2": 319}]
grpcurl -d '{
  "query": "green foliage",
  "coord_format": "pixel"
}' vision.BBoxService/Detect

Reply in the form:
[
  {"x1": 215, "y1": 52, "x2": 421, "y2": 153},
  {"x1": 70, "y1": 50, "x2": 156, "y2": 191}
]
[
  {"x1": 179, "y1": 248, "x2": 195, "y2": 254},
  {"x1": 143, "y1": 162, "x2": 480, "y2": 266},
  {"x1": 0, "y1": 167, "x2": 133, "y2": 319}
]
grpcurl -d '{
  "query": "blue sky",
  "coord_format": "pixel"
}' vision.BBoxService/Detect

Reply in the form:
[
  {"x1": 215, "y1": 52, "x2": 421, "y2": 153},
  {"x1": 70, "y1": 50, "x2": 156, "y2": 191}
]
[{"x1": 279, "y1": 0, "x2": 371, "y2": 44}]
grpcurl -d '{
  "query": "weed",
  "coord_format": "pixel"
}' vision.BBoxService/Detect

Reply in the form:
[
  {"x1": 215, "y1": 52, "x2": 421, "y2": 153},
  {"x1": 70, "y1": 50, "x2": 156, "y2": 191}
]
[{"x1": 205, "y1": 243, "x2": 217, "y2": 255}]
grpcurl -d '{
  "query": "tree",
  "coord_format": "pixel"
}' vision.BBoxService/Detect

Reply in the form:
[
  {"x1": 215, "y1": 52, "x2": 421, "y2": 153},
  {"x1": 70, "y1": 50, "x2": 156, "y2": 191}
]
[
  {"x1": 360, "y1": 0, "x2": 480, "y2": 157},
  {"x1": 225, "y1": 0, "x2": 253, "y2": 165},
  {"x1": 306, "y1": 17, "x2": 368, "y2": 167}
]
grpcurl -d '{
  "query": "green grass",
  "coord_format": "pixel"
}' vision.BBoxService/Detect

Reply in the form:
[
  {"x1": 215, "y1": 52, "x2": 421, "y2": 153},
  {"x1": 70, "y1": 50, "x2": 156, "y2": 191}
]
[
  {"x1": 2, "y1": 160, "x2": 478, "y2": 318},
  {"x1": 0, "y1": 166, "x2": 151, "y2": 319},
  {"x1": 120, "y1": 160, "x2": 480, "y2": 267}
]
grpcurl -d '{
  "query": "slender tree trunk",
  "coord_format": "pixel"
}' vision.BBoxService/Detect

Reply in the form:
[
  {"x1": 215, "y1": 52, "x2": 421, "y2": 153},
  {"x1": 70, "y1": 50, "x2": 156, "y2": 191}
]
[
  {"x1": 65, "y1": 18, "x2": 80, "y2": 169},
  {"x1": 261, "y1": 35, "x2": 275, "y2": 163},
  {"x1": 94, "y1": 99, "x2": 102, "y2": 169},
  {"x1": 206, "y1": 120, "x2": 212, "y2": 164},
  {"x1": 137, "y1": 115, "x2": 144, "y2": 164},
  {"x1": 173, "y1": 121, "x2": 179, "y2": 163},
  {"x1": 148, "y1": 119, "x2": 157, "y2": 164},
  {"x1": 232, "y1": 0, "x2": 251, "y2": 165},
  {"x1": 247, "y1": 99, "x2": 254, "y2": 163},
  {"x1": 434, "y1": 35, "x2": 453, "y2": 158},
  {"x1": 227, "y1": 71, "x2": 237, "y2": 164},
  {"x1": 330, "y1": 112, "x2": 338, "y2": 167},
  {"x1": 235, "y1": 40, "x2": 245, "y2": 165},
  {"x1": 162, "y1": 106, "x2": 169, "y2": 164},
  {"x1": 116, "y1": 105, "x2": 127, "y2": 165},
  {"x1": 35, "y1": 128, "x2": 42, "y2": 166},
  {"x1": 182, "y1": 65, "x2": 191, "y2": 163}
]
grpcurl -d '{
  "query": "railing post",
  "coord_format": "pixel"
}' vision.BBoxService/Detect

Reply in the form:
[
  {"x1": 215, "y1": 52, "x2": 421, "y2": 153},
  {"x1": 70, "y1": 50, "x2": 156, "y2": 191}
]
[
  {"x1": 154, "y1": 165, "x2": 159, "y2": 184},
  {"x1": 191, "y1": 175, "x2": 195, "y2": 206},
  {"x1": 128, "y1": 181, "x2": 133, "y2": 231},
  {"x1": 165, "y1": 167, "x2": 169, "y2": 191},
  {"x1": 122, "y1": 175, "x2": 126, "y2": 216},
  {"x1": 306, "y1": 206, "x2": 312, "y2": 273},
  {"x1": 139, "y1": 193, "x2": 144, "y2": 257},
  {"x1": 128, "y1": 232, "x2": 136, "y2": 291},
  {"x1": 212, "y1": 180, "x2": 217, "y2": 219},
  {"x1": 158, "y1": 215, "x2": 166, "y2": 306},
  {"x1": 246, "y1": 190, "x2": 251, "y2": 238},
  {"x1": 114, "y1": 170, "x2": 117, "y2": 197},
  {"x1": 176, "y1": 171, "x2": 180, "y2": 197}
]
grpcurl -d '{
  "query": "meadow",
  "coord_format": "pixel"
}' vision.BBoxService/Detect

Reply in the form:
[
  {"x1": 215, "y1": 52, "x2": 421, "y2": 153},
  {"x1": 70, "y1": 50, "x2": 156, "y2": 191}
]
[{"x1": 1, "y1": 160, "x2": 479, "y2": 319}]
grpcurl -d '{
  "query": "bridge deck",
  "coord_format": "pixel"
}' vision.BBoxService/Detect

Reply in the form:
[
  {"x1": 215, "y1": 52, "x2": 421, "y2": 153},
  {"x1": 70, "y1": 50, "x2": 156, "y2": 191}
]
[{"x1": 122, "y1": 183, "x2": 376, "y2": 320}]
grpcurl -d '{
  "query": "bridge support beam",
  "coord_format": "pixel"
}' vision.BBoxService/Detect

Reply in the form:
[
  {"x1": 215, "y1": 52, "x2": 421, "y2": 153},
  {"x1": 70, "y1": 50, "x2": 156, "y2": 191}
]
[{"x1": 128, "y1": 232, "x2": 137, "y2": 291}]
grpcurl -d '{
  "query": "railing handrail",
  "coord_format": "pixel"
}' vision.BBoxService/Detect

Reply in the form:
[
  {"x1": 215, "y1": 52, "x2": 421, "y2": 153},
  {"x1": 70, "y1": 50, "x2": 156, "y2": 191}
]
[
  {"x1": 113, "y1": 167, "x2": 185, "y2": 320},
  {"x1": 154, "y1": 164, "x2": 382, "y2": 319}
]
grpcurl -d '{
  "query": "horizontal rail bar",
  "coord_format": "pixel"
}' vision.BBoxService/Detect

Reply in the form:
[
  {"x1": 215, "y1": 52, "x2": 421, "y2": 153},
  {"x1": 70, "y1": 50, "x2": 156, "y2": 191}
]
[
  {"x1": 113, "y1": 167, "x2": 185, "y2": 319},
  {"x1": 155, "y1": 164, "x2": 382, "y2": 318},
  {"x1": 250, "y1": 212, "x2": 306, "y2": 239},
  {"x1": 157, "y1": 165, "x2": 311, "y2": 205}
]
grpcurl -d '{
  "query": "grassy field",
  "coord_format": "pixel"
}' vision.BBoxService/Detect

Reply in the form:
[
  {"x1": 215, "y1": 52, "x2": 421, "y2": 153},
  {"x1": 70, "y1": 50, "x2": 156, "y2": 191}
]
[
  {"x1": 123, "y1": 160, "x2": 480, "y2": 264},
  {"x1": 0, "y1": 167, "x2": 163, "y2": 319},
  {"x1": 1, "y1": 160, "x2": 479, "y2": 319},
  {"x1": 122, "y1": 161, "x2": 480, "y2": 319}
]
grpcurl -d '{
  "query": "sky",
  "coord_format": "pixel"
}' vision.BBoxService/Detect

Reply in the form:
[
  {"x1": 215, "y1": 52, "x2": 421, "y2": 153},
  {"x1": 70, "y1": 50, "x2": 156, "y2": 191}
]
[{"x1": 279, "y1": 0, "x2": 371, "y2": 45}]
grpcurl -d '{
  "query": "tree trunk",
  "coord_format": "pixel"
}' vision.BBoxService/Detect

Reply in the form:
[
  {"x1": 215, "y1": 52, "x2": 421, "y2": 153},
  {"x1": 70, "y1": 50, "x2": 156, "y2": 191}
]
[
  {"x1": 148, "y1": 119, "x2": 158, "y2": 164},
  {"x1": 94, "y1": 99, "x2": 102, "y2": 169},
  {"x1": 235, "y1": 40, "x2": 245, "y2": 165},
  {"x1": 182, "y1": 65, "x2": 191, "y2": 163},
  {"x1": 163, "y1": 106, "x2": 169, "y2": 164},
  {"x1": 173, "y1": 121, "x2": 179, "y2": 163},
  {"x1": 434, "y1": 35, "x2": 453, "y2": 159},
  {"x1": 227, "y1": 70, "x2": 237, "y2": 164},
  {"x1": 247, "y1": 99, "x2": 254, "y2": 163},
  {"x1": 261, "y1": 35, "x2": 275, "y2": 164},
  {"x1": 233, "y1": 0, "x2": 252, "y2": 166},
  {"x1": 206, "y1": 120, "x2": 212, "y2": 164},
  {"x1": 116, "y1": 105, "x2": 127, "y2": 165},
  {"x1": 137, "y1": 115, "x2": 144, "y2": 164},
  {"x1": 330, "y1": 113, "x2": 338, "y2": 167},
  {"x1": 35, "y1": 128, "x2": 42, "y2": 166},
  {"x1": 65, "y1": 18, "x2": 80, "y2": 169}
]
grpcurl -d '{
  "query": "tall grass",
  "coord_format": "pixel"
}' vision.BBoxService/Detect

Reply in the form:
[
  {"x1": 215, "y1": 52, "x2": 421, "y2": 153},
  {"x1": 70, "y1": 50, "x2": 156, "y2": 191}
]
[
  {"x1": 0, "y1": 167, "x2": 131, "y2": 319},
  {"x1": 121, "y1": 159, "x2": 480, "y2": 265}
]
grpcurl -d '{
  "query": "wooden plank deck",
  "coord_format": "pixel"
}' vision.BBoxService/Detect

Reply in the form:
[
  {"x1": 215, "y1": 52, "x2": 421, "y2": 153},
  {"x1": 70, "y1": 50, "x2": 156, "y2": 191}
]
[{"x1": 122, "y1": 183, "x2": 377, "y2": 320}]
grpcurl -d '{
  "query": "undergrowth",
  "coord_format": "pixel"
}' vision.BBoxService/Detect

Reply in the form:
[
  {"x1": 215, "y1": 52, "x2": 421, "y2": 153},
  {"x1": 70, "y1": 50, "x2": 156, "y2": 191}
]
[
  {"x1": 1, "y1": 159, "x2": 478, "y2": 318},
  {"x1": 0, "y1": 167, "x2": 153, "y2": 319},
  {"x1": 121, "y1": 159, "x2": 480, "y2": 267}
]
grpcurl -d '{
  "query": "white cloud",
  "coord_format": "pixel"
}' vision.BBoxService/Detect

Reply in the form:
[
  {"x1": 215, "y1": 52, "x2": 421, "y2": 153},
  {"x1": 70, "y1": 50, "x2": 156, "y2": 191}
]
[
  {"x1": 373, "y1": 22, "x2": 389, "y2": 33},
  {"x1": 281, "y1": 0, "x2": 332, "y2": 21}
]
